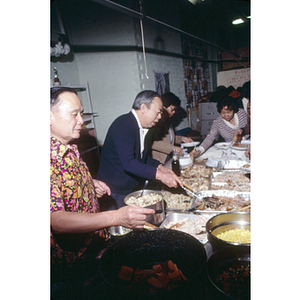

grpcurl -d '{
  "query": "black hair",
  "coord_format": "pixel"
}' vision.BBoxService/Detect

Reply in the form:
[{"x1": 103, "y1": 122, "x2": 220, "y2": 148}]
[
  {"x1": 161, "y1": 92, "x2": 181, "y2": 108},
  {"x1": 217, "y1": 96, "x2": 239, "y2": 113},
  {"x1": 241, "y1": 81, "x2": 250, "y2": 100},
  {"x1": 50, "y1": 86, "x2": 78, "y2": 110}
]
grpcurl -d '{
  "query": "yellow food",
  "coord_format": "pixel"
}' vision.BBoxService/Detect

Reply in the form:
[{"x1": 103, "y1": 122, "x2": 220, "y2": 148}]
[{"x1": 216, "y1": 228, "x2": 251, "y2": 244}]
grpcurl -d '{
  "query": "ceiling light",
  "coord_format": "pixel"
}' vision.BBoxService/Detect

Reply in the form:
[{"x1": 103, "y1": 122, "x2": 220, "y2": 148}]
[
  {"x1": 188, "y1": 0, "x2": 198, "y2": 5},
  {"x1": 232, "y1": 18, "x2": 244, "y2": 25}
]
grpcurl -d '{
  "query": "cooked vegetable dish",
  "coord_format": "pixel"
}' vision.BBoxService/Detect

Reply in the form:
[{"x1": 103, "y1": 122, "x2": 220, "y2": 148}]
[
  {"x1": 125, "y1": 193, "x2": 162, "y2": 207},
  {"x1": 216, "y1": 264, "x2": 250, "y2": 300},
  {"x1": 216, "y1": 229, "x2": 251, "y2": 244}
]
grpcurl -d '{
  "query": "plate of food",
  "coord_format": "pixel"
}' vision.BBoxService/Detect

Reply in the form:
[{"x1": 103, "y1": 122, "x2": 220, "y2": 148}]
[
  {"x1": 240, "y1": 163, "x2": 251, "y2": 172},
  {"x1": 214, "y1": 142, "x2": 231, "y2": 150},
  {"x1": 231, "y1": 140, "x2": 250, "y2": 151}
]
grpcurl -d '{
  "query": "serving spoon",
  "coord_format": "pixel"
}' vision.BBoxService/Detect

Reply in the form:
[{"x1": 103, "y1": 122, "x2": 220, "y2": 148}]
[{"x1": 136, "y1": 180, "x2": 149, "y2": 199}]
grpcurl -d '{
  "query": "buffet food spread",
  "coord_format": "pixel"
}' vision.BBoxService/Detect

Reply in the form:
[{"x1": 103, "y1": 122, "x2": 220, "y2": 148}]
[
  {"x1": 158, "y1": 142, "x2": 251, "y2": 245},
  {"x1": 106, "y1": 142, "x2": 251, "y2": 299}
]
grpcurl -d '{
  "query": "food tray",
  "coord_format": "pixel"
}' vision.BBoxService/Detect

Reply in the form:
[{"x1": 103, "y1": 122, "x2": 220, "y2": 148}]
[
  {"x1": 216, "y1": 160, "x2": 250, "y2": 172},
  {"x1": 193, "y1": 190, "x2": 251, "y2": 214},
  {"x1": 159, "y1": 212, "x2": 216, "y2": 243},
  {"x1": 209, "y1": 172, "x2": 251, "y2": 188},
  {"x1": 161, "y1": 191, "x2": 193, "y2": 213},
  {"x1": 196, "y1": 190, "x2": 251, "y2": 201}
]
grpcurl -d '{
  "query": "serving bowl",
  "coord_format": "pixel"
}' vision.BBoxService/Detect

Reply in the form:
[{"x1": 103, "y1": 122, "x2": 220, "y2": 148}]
[
  {"x1": 124, "y1": 190, "x2": 165, "y2": 226},
  {"x1": 99, "y1": 229, "x2": 207, "y2": 300},
  {"x1": 179, "y1": 154, "x2": 192, "y2": 169},
  {"x1": 206, "y1": 246, "x2": 250, "y2": 300},
  {"x1": 206, "y1": 212, "x2": 251, "y2": 252},
  {"x1": 107, "y1": 226, "x2": 132, "y2": 241}
]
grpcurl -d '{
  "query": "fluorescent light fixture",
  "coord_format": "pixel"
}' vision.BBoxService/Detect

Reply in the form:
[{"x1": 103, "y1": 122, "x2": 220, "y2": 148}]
[
  {"x1": 232, "y1": 18, "x2": 244, "y2": 25},
  {"x1": 188, "y1": 0, "x2": 198, "y2": 5},
  {"x1": 247, "y1": 16, "x2": 251, "y2": 19}
]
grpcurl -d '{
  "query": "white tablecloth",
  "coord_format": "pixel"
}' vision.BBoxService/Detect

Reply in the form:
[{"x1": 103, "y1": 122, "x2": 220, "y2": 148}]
[
  {"x1": 165, "y1": 143, "x2": 250, "y2": 169},
  {"x1": 196, "y1": 144, "x2": 249, "y2": 162}
]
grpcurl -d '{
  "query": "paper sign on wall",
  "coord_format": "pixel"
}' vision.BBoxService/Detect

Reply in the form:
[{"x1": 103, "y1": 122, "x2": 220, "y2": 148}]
[{"x1": 217, "y1": 68, "x2": 250, "y2": 89}]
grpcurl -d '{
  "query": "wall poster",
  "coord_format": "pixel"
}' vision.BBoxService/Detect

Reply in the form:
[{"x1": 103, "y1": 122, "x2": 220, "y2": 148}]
[
  {"x1": 155, "y1": 72, "x2": 170, "y2": 96},
  {"x1": 182, "y1": 36, "x2": 212, "y2": 108}
]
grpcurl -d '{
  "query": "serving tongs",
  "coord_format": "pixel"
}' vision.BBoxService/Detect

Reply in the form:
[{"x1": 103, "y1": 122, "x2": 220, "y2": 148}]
[
  {"x1": 181, "y1": 183, "x2": 202, "y2": 201},
  {"x1": 180, "y1": 183, "x2": 218, "y2": 211}
]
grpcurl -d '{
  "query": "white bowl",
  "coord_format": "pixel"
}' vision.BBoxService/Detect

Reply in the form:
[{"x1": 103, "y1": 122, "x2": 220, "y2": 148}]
[{"x1": 179, "y1": 154, "x2": 192, "y2": 169}]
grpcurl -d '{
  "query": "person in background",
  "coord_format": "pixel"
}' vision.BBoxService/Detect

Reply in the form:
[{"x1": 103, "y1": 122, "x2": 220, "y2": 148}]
[
  {"x1": 241, "y1": 81, "x2": 251, "y2": 137},
  {"x1": 245, "y1": 146, "x2": 251, "y2": 160},
  {"x1": 96, "y1": 90, "x2": 182, "y2": 210},
  {"x1": 50, "y1": 87, "x2": 155, "y2": 298},
  {"x1": 150, "y1": 92, "x2": 193, "y2": 164},
  {"x1": 196, "y1": 95, "x2": 249, "y2": 155}
]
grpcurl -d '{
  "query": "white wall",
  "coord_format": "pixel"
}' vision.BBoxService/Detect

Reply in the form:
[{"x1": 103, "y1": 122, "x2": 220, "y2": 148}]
[{"x1": 51, "y1": 10, "x2": 188, "y2": 144}]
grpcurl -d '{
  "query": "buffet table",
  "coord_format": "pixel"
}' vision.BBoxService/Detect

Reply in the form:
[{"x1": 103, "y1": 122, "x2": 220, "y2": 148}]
[
  {"x1": 52, "y1": 143, "x2": 251, "y2": 300},
  {"x1": 162, "y1": 141, "x2": 251, "y2": 256}
]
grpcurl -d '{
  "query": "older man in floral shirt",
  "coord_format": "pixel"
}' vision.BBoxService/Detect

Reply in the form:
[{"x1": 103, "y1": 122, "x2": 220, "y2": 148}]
[{"x1": 50, "y1": 87, "x2": 154, "y2": 298}]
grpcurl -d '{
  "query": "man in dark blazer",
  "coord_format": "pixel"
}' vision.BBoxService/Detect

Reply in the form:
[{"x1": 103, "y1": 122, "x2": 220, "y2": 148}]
[{"x1": 97, "y1": 90, "x2": 182, "y2": 209}]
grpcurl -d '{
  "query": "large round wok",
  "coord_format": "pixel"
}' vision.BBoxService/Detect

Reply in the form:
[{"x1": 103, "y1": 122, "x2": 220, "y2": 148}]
[
  {"x1": 99, "y1": 229, "x2": 207, "y2": 300},
  {"x1": 206, "y1": 246, "x2": 250, "y2": 300}
]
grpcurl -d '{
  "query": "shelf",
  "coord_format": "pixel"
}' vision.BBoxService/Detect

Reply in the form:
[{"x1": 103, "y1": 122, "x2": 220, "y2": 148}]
[
  {"x1": 50, "y1": 84, "x2": 86, "y2": 92},
  {"x1": 82, "y1": 113, "x2": 98, "y2": 122}
]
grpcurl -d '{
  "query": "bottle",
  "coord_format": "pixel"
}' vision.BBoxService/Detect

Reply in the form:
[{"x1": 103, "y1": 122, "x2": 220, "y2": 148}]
[
  {"x1": 53, "y1": 67, "x2": 61, "y2": 86},
  {"x1": 172, "y1": 149, "x2": 180, "y2": 176}
]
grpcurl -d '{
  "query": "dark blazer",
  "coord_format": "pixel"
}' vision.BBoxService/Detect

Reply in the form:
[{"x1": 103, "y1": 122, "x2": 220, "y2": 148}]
[{"x1": 97, "y1": 111, "x2": 160, "y2": 195}]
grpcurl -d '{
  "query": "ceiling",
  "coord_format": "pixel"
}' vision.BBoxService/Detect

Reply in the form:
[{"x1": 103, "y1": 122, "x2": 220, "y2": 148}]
[{"x1": 51, "y1": 0, "x2": 250, "y2": 54}]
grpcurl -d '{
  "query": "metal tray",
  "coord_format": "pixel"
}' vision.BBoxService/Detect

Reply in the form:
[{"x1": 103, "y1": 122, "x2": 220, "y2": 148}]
[
  {"x1": 192, "y1": 190, "x2": 251, "y2": 214},
  {"x1": 161, "y1": 191, "x2": 193, "y2": 213},
  {"x1": 209, "y1": 171, "x2": 251, "y2": 189},
  {"x1": 159, "y1": 212, "x2": 216, "y2": 243},
  {"x1": 216, "y1": 159, "x2": 250, "y2": 171}
]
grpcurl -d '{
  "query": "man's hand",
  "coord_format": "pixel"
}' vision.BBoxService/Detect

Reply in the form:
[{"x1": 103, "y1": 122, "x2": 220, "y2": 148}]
[
  {"x1": 182, "y1": 136, "x2": 193, "y2": 143},
  {"x1": 155, "y1": 167, "x2": 182, "y2": 188},
  {"x1": 93, "y1": 179, "x2": 111, "y2": 198}
]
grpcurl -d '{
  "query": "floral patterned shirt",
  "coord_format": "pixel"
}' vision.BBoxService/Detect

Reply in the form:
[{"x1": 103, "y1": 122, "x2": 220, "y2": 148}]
[{"x1": 50, "y1": 136, "x2": 102, "y2": 265}]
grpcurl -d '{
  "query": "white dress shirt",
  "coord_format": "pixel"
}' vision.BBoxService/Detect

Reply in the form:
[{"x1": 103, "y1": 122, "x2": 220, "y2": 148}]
[{"x1": 131, "y1": 109, "x2": 149, "y2": 157}]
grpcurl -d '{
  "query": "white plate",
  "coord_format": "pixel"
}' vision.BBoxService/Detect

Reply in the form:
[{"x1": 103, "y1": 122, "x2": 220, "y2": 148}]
[
  {"x1": 240, "y1": 163, "x2": 251, "y2": 172},
  {"x1": 181, "y1": 141, "x2": 200, "y2": 148},
  {"x1": 214, "y1": 142, "x2": 231, "y2": 149},
  {"x1": 231, "y1": 140, "x2": 251, "y2": 151}
]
